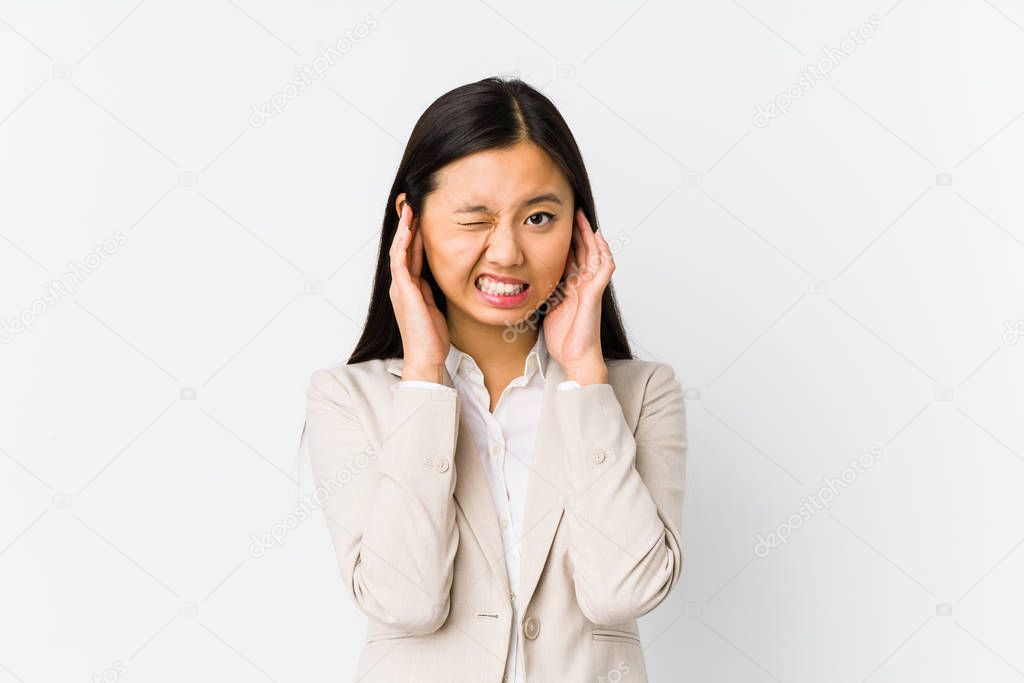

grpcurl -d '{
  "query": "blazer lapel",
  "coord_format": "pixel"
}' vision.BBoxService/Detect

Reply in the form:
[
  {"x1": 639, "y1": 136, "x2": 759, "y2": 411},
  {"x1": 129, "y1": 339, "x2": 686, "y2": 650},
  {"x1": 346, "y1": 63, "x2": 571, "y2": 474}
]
[
  {"x1": 517, "y1": 357, "x2": 568, "y2": 614},
  {"x1": 384, "y1": 354, "x2": 569, "y2": 613},
  {"x1": 385, "y1": 357, "x2": 513, "y2": 600},
  {"x1": 452, "y1": 415, "x2": 514, "y2": 600}
]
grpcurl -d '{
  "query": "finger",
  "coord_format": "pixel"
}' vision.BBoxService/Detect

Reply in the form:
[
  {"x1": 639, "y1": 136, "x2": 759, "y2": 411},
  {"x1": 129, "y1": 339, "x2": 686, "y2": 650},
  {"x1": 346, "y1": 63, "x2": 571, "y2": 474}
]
[
  {"x1": 389, "y1": 203, "x2": 409, "y2": 259},
  {"x1": 389, "y1": 204, "x2": 413, "y2": 287},
  {"x1": 572, "y1": 211, "x2": 586, "y2": 274},
  {"x1": 594, "y1": 228, "x2": 615, "y2": 284}
]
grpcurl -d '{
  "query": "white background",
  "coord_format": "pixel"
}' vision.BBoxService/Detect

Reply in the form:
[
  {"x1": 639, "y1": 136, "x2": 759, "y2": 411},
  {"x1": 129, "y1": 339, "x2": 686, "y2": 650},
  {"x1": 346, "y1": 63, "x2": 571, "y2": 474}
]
[{"x1": 2, "y1": 1, "x2": 1023, "y2": 681}]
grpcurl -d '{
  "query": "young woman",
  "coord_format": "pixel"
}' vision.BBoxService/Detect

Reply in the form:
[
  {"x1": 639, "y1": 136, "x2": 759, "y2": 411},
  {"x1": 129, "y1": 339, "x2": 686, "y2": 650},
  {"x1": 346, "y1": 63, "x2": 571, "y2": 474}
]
[{"x1": 304, "y1": 77, "x2": 688, "y2": 682}]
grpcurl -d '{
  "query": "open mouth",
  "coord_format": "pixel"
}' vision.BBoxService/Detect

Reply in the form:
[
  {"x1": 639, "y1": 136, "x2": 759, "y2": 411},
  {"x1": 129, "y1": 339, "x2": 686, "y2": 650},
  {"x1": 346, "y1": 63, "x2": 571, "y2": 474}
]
[
  {"x1": 474, "y1": 274, "x2": 530, "y2": 307},
  {"x1": 475, "y1": 274, "x2": 529, "y2": 296}
]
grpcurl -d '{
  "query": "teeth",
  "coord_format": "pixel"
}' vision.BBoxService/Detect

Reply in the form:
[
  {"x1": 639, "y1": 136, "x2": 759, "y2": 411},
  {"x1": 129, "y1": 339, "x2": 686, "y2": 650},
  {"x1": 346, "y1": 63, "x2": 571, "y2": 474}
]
[{"x1": 477, "y1": 276, "x2": 527, "y2": 296}]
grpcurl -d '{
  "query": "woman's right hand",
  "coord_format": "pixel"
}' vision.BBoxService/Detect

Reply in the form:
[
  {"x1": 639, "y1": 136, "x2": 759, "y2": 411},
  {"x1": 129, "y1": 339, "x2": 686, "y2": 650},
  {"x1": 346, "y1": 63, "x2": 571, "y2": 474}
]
[{"x1": 389, "y1": 202, "x2": 450, "y2": 383}]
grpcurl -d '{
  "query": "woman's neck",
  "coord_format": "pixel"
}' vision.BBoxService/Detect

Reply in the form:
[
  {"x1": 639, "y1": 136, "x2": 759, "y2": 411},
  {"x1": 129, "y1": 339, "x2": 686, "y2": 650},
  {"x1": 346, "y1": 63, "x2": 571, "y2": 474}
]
[{"x1": 448, "y1": 309, "x2": 539, "y2": 402}]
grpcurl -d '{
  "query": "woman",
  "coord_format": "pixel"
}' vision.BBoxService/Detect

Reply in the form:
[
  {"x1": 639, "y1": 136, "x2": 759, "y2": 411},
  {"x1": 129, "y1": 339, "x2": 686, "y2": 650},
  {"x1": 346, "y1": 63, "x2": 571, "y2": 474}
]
[{"x1": 304, "y1": 77, "x2": 688, "y2": 682}]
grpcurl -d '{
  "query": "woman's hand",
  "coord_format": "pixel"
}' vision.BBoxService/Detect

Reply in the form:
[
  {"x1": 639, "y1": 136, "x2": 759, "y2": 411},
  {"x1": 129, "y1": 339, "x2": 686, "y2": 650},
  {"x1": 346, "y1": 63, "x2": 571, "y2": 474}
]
[
  {"x1": 543, "y1": 208, "x2": 612, "y2": 386},
  {"x1": 389, "y1": 202, "x2": 450, "y2": 383}
]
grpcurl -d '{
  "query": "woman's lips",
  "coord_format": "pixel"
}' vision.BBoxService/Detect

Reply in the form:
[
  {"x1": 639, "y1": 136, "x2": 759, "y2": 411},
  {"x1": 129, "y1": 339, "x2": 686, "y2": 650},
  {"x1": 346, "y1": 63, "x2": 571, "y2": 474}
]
[
  {"x1": 475, "y1": 277, "x2": 530, "y2": 308},
  {"x1": 476, "y1": 272, "x2": 528, "y2": 285}
]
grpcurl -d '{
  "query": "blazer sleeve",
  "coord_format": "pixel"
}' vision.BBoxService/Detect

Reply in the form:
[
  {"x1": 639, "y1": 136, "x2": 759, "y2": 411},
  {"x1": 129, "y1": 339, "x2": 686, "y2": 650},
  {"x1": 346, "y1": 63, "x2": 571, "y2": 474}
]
[
  {"x1": 305, "y1": 368, "x2": 460, "y2": 634},
  {"x1": 554, "y1": 361, "x2": 688, "y2": 625}
]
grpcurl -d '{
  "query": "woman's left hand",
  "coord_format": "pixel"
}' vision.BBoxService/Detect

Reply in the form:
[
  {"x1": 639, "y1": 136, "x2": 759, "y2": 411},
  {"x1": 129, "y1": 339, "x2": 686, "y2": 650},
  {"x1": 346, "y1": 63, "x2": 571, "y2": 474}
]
[{"x1": 543, "y1": 208, "x2": 613, "y2": 386}]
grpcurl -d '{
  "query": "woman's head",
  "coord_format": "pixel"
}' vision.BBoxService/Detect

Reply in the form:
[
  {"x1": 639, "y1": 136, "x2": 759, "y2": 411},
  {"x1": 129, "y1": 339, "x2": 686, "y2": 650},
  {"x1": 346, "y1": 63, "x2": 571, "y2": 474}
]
[
  {"x1": 348, "y1": 77, "x2": 633, "y2": 364},
  {"x1": 395, "y1": 140, "x2": 574, "y2": 337}
]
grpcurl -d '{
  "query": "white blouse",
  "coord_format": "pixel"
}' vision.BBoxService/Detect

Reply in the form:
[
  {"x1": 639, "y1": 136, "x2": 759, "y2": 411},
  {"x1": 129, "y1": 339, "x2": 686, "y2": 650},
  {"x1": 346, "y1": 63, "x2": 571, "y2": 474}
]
[{"x1": 398, "y1": 326, "x2": 580, "y2": 682}]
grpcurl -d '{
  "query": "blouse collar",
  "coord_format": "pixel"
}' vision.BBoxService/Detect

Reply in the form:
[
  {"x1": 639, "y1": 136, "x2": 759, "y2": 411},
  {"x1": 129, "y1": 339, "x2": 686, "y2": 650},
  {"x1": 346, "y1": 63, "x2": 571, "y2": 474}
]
[{"x1": 446, "y1": 326, "x2": 549, "y2": 383}]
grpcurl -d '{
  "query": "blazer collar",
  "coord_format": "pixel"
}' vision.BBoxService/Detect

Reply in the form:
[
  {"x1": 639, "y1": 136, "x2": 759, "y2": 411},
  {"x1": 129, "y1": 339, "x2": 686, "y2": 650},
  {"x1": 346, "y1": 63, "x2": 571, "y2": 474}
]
[{"x1": 385, "y1": 327, "x2": 550, "y2": 383}]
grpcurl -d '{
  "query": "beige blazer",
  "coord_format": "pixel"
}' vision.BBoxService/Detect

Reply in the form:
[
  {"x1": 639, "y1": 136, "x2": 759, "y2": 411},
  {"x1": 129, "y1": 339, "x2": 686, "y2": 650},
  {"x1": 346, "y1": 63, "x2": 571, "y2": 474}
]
[{"x1": 304, "y1": 351, "x2": 688, "y2": 682}]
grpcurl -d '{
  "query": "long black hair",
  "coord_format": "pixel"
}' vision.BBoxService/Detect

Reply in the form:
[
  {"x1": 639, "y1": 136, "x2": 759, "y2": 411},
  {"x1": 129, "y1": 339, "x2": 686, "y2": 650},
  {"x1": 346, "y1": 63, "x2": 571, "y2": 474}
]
[{"x1": 347, "y1": 76, "x2": 633, "y2": 364}]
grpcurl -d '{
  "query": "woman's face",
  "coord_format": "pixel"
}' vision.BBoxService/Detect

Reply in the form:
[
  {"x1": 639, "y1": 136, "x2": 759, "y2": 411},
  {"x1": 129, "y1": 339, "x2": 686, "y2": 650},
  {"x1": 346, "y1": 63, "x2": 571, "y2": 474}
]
[{"x1": 397, "y1": 142, "x2": 574, "y2": 329}]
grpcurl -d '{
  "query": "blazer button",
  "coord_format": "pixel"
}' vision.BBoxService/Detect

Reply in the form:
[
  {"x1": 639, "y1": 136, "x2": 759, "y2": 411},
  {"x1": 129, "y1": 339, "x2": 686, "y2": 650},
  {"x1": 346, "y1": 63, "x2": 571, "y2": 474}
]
[
  {"x1": 592, "y1": 450, "x2": 607, "y2": 464},
  {"x1": 523, "y1": 616, "x2": 540, "y2": 639},
  {"x1": 436, "y1": 458, "x2": 450, "y2": 473}
]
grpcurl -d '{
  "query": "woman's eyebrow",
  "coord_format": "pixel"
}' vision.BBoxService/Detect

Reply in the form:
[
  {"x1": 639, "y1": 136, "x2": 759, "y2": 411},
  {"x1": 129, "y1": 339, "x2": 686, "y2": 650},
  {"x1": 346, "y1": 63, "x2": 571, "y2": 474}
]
[{"x1": 454, "y1": 193, "x2": 563, "y2": 214}]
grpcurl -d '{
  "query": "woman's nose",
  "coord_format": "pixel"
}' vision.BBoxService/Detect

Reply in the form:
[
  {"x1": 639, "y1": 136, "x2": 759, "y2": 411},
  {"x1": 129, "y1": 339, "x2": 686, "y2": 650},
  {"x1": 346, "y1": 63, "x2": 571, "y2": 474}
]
[{"x1": 483, "y1": 224, "x2": 523, "y2": 265}]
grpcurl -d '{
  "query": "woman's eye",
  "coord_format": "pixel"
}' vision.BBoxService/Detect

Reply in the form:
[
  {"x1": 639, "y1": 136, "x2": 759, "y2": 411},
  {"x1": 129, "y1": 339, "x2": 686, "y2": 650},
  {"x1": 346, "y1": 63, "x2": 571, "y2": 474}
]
[
  {"x1": 526, "y1": 212, "x2": 555, "y2": 227},
  {"x1": 458, "y1": 213, "x2": 555, "y2": 228}
]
